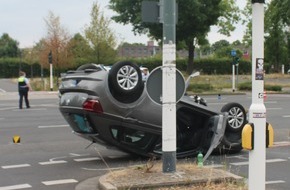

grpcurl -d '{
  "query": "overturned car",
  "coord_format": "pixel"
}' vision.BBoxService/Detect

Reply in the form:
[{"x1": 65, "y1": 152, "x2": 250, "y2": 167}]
[{"x1": 59, "y1": 61, "x2": 247, "y2": 158}]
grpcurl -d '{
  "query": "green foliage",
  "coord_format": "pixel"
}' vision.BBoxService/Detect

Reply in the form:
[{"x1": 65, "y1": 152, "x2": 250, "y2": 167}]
[
  {"x1": 238, "y1": 82, "x2": 251, "y2": 91},
  {"x1": 68, "y1": 33, "x2": 93, "y2": 66},
  {"x1": 0, "y1": 58, "x2": 49, "y2": 78},
  {"x1": 265, "y1": 85, "x2": 282, "y2": 91},
  {"x1": 0, "y1": 33, "x2": 19, "y2": 58},
  {"x1": 265, "y1": 0, "x2": 289, "y2": 72},
  {"x1": 185, "y1": 58, "x2": 251, "y2": 74},
  {"x1": 187, "y1": 83, "x2": 213, "y2": 93},
  {"x1": 84, "y1": 2, "x2": 117, "y2": 65},
  {"x1": 115, "y1": 57, "x2": 251, "y2": 75},
  {"x1": 238, "y1": 82, "x2": 282, "y2": 92},
  {"x1": 243, "y1": 0, "x2": 290, "y2": 71},
  {"x1": 109, "y1": 0, "x2": 240, "y2": 73}
]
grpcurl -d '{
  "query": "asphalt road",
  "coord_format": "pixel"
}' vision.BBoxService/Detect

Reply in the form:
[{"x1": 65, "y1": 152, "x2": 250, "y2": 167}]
[{"x1": 0, "y1": 79, "x2": 289, "y2": 190}]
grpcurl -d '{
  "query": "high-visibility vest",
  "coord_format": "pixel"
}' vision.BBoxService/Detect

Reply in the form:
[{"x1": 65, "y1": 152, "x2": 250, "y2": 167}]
[{"x1": 18, "y1": 77, "x2": 28, "y2": 90}]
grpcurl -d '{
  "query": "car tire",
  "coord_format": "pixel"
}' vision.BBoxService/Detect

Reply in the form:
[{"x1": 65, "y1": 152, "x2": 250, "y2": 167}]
[
  {"x1": 108, "y1": 61, "x2": 144, "y2": 103},
  {"x1": 221, "y1": 102, "x2": 247, "y2": 132}
]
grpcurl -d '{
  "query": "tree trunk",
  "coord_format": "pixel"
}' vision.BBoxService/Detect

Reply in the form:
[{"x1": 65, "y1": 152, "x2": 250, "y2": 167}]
[{"x1": 186, "y1": 41, "x2": 195, "y2": 74}]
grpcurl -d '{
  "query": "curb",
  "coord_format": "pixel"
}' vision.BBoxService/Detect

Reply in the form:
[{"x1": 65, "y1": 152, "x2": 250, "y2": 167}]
[
  {"x1": 75, "y1": 177, "x2": 100, "y2": 190},
  {"x1": 89, "y1": 167, "x2": 244, "y2": 190}
]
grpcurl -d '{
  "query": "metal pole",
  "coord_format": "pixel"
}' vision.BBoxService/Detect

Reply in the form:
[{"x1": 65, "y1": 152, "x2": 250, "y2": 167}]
[
  {"x1": 232, "y1": 64, "x2": 235, "y2": 92},
  {"x1": 50, "y1": 64, "x2": 53, "y2": 91},
  {"x1": 162, "y1": 0, "x2": 176, "y2": 173},
  {"x1": 248, "y1": 1, "x2": 266, "y2": 190}
]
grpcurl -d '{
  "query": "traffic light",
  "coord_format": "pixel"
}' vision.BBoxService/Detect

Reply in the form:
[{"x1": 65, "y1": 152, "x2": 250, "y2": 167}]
[
  {"x1": 234, "y1": 57, "x2": 240, "y2": 65},
  {"x1": 48, "y1": 51, "x2": 53, "y2": 64},
  {"x1": 232, "y1": 56, "x2": 240, "y2": 65}
]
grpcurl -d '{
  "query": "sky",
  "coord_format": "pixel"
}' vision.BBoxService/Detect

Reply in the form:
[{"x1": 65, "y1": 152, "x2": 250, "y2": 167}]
[{"x1": 0, "y1": 0, "x2": 246, "y2": 48}]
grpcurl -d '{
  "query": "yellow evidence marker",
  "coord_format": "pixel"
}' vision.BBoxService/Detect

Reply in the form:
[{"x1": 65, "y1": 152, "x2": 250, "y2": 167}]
[{"x1": 13, "y1": 136, "x2": 21, "y2": 143}]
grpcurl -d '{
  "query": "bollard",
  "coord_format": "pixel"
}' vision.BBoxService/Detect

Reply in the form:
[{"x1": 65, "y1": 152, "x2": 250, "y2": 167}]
[{"x1": 218, "y1": 94, "x2": 221, "y2": 100}]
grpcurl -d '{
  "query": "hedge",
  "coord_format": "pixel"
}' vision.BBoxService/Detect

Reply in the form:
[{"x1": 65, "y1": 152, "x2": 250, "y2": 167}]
[{"x1": 0, "y1": 57, "x2": 252, "y2": 78}]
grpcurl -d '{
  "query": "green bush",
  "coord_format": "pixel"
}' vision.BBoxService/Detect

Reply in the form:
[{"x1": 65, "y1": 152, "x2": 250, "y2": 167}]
[
  {"x1": 0, "y1": 56, "x2": 252, "y2": 78},
  {"x1": 265, "y1": 85, "x2": 282, "y2": 91},
  {"x1": 238, "y1": 82, "x2": 282, "y2": 91},
  {"x1": 238, "y1": 82, "x2": 252, "y2": 91},
  {"x1": 187, "y1": 83, "x2": 213, "y2": 93}
]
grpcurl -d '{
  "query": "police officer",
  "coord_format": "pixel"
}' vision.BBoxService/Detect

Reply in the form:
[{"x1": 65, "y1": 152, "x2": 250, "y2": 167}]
[{"x1": 18, "y1": 71, "x2": 32, "y2": 109}]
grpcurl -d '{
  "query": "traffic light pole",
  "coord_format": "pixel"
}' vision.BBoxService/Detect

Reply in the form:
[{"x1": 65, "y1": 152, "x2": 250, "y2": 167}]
[
  {"x1": 48, "y1": 51, "x2": 53, "y2": 91},
  {"x1": 248, "y1": 1, "x2": 266, "y2": 190},
  {"x1": 162, "y1": 0, "x2": 177, "y2": 173}
]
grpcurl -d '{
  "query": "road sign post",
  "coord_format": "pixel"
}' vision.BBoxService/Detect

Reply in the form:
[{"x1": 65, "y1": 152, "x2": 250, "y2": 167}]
[
  {"x1": 161, "y1": 0, "x2": 177, "y2": 173},
  {"x1": 248, "y1": 1, "x2": 266, "y2": 190},
  {"x1": 231, "y1": 50, "x2": 236, "y2": 92},
  {"x1": 142, "y1": 0, "x2": 178, "y2": 173}
]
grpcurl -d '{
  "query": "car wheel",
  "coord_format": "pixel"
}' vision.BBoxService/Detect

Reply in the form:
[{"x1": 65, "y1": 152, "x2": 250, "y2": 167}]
[
  {"x1": 108, "y1": 61, "x2": 144, "y2": 103},
  {"x1": 221, "y1": 102, "x2": 247, "y2": 132}
]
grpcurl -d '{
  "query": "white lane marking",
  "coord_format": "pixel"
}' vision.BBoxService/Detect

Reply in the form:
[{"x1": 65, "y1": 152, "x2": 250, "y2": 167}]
[
  {"x1": 38, "y1": 125, "x2": 69, "y2": 129},
  {"x1": 273, "y1": 141, "x2": 290, "y2": 147},
  {"x1": 0, "y1": 89, "x2": 6, "y2": 93},
  {"x1": 226, "y1": 155, "x2": 248, "y2": 160},
  {"x1": 0, "y1": 184, "x2": 32, "y2": 190},
  {"x1": 82, "y1": 166, "x2": 125, "y2": 171},
  {"x1": 42, "y1": 179, "x2": 78, "y2": 186},
  {"x1": 265, "y1": 101, "x2": 277, "y2": 104},
  {"x1": 267, "y1": 107, "x2": 282, "y2": 110},
  {"x1": 230, "y1": 159, "x2": 287, "y2": 166},
  {"x1": 266, "y1": 180, "x2": 285, "y2": 185},
  {"x1": 69, "y1": 153, "x2": 90, "y2": 157},
  {"x1": 0, "y1": 107, "x2": 18, "y2": 111},
  {"x1": 13, "y1": 108, "x2": 47, "y2": 111},
  {"x1": 39, "y1": 160, "x2": 67, "y2": 165},
  {"x1": 1, "y1": 164, "x2": 31, "y2": 169},
  {"x1": 74, "y1": 157, "x2": 101, "y2": 162},
  {"x1": 282, "y1": 115, "x2": 290, "y2": 118}
]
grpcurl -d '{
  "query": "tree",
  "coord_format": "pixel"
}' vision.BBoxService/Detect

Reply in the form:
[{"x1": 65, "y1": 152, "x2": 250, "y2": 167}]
[
  {"x1": 0, "y1": 33, "x2": 19, "y2": 58},
  {"x1": 67, "y1": 33, "x2": 93, "y2": 66},
  {"x1": 42, "y1": 11, "x2": 72, "y2": 75},
  {"x1": 84, "y1": 1, "x2": 117, "y2": 65},
  {"x1": 212, "y1": 40, "x2": 230, "y2": 52},
  {"x1": 109, "y1": 0, "x2": 240, "y2": 73},
  {"x1": 265, "y1": 0, "x2": 289, "y2": 72}
]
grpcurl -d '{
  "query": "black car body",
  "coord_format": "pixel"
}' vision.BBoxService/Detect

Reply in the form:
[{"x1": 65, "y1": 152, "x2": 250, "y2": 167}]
[{"x1": 59, "y1": 61, "x2": 247, "y2": 158}]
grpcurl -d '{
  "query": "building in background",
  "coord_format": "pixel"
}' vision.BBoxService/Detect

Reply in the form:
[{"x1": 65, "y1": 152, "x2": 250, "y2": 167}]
[
  {"x1": 118, "y1": 41, "x2": 190, "y2": 58},
  {"x1": 117, "y1": 41, "x2": 161, "y2": 58}
]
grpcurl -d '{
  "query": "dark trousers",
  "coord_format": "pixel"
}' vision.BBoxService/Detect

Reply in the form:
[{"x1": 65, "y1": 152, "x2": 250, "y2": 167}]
[{"x1": 19, "y1": 89, "x2": 30, "y2": 109}]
